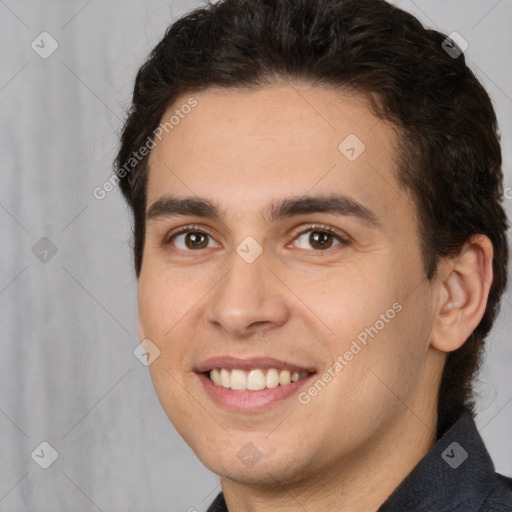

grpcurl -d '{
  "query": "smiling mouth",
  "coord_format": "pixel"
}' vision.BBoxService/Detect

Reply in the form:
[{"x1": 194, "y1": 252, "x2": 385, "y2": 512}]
[{"x1": 206, "y1": 368, "x2": 312, "y2": 391}]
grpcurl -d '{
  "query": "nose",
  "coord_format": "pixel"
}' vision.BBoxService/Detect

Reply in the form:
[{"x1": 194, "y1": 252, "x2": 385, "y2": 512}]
[{"x1": 205, "y1": 249, "x2": 291, "y2": 338}]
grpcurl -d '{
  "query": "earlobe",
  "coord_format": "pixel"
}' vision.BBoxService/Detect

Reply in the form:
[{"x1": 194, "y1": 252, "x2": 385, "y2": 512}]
[{"x1": 431, "y1": 235, "x2": 493, "y2": 353}]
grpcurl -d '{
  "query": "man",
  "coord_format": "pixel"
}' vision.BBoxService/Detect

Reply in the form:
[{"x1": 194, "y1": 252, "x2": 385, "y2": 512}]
[{"x1": 115, "y1": 0, "x2": 512, "y2": 510}]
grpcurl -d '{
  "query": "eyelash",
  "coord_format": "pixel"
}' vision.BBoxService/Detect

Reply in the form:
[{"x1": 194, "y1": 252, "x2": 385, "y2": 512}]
[{"x1": 163, "y1": 223, "x2": 351, "y2": 252}]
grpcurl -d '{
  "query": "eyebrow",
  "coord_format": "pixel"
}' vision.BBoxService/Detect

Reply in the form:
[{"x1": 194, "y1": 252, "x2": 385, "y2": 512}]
[{"x1": 146, "y1": 194, "x2": 381, "y2": 228}]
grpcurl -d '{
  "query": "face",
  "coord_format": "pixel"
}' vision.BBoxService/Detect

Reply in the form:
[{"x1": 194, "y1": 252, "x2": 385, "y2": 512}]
[{"x1": 138, "y1": 83, "x2": 440, "y2": 488}]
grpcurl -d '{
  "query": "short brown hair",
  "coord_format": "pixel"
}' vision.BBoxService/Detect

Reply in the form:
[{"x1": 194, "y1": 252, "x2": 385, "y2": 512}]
[{"x1": 115, "y1": 0, "x2": 509, "y2": 415}]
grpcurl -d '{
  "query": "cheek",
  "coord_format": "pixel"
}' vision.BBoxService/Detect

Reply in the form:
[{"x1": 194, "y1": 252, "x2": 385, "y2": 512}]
[
  {"x1": 343, "y1": 284, "x2": 432, "y2": 411},
  {"x1": 137, "y1": 270, "x2": 203, "y2": 405},
  {"x1": 307, "y1": 303, "x2": 431, "y2": 454},
  {"x1": 138, "y1": 269, "x2": 200, "y2": 341},
  {"x1": 138, "y1": 270, "x2": 202, "y2": 433},
  {"x1": 293, "y1": 258, "x2": 400, "y2": 344},
  {"x1": 303, "y1": 256, "x2": 428, "y2": 395}
]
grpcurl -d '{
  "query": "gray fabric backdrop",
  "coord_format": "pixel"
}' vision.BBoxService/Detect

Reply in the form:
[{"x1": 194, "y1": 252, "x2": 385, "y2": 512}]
[{"x1": 1, "y1": 1, "x2": 511, "y2": 510}]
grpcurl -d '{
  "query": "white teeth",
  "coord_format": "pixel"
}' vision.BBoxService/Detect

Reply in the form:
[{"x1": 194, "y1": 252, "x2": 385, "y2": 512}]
[
  {"x1": 247, "y1": 369, "x2": 266, "y2": 391},
  {"x1": 208, "y1": 368, "x2": 310, "y2": 390},
  {"x1": 211, "y1": 368, "x2": 221, "y2": 386},
  {"x1": 230, "y1": 369, "x2": 247, "y2": 390},
  {"x1": 279, "y1": 369, "x2": 291, "y2": 386},
  {"x1": 266, "y1": 368, "x2": 280, "y2": 389},
  {"x1": 220, "y1": 368, "x2": 231, "y2": 388}
]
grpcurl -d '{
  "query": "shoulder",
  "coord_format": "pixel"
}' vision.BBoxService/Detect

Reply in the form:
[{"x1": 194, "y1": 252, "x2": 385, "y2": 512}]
[{"x1": 478, "y1": 473, "x2": 512, "y2": 511}]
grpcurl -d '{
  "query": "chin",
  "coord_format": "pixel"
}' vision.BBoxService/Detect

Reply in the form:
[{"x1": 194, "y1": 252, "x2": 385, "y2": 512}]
[{"x1": 194, "y1": 436, "x2": 312, "y2": 487}]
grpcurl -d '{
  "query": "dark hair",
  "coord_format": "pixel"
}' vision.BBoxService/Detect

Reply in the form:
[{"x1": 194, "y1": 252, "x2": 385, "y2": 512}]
[{"x1": 115, "y1": 0, "x2": 509, "y2": 415}]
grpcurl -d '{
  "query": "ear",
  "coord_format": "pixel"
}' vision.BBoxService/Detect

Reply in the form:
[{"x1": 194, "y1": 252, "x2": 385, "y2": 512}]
[{"x1": 430, "y1": 235, "x2": 493, "y2": 353}]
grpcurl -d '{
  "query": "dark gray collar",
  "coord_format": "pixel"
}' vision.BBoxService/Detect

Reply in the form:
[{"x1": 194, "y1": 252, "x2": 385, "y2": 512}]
[{"x1": 378, "y1": 405, "x2": 500, "y2": 511}]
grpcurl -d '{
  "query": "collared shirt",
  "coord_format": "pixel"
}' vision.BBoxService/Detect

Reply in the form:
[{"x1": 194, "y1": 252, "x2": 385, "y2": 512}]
[{"x1": 207, "y1": 405, "x2": 512, "y2": 511}]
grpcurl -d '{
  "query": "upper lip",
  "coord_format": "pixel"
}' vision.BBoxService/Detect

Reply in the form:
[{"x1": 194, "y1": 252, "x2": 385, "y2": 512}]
[{"x1": 195, "y1": 356, "x2": 317, "y2": 373}]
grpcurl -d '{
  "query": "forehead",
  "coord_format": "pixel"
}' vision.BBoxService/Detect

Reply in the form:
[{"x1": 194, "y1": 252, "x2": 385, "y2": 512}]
[{"x1": 146, "y1": 83, "x2": 411, "y2": 225}]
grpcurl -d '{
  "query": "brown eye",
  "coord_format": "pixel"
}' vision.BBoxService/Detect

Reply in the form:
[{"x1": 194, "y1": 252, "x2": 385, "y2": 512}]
[
  {"x1": 293, "y1": 227, "x2": 346, "y2": 251},
  {"x1": 309, "y1": 231, "x2": 335, "y2": 250},
  {"x1": 169, "y1": 230, "x2": 215, "y2": 250},
  {"x1": 184, "y1": 232, "x2": 209, "y2": 249}
]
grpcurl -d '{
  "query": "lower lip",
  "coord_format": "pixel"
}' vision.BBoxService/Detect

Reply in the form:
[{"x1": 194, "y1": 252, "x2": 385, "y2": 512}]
[{"x1": 197, "y1": 372, "x2": 316, "y2": 412}]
